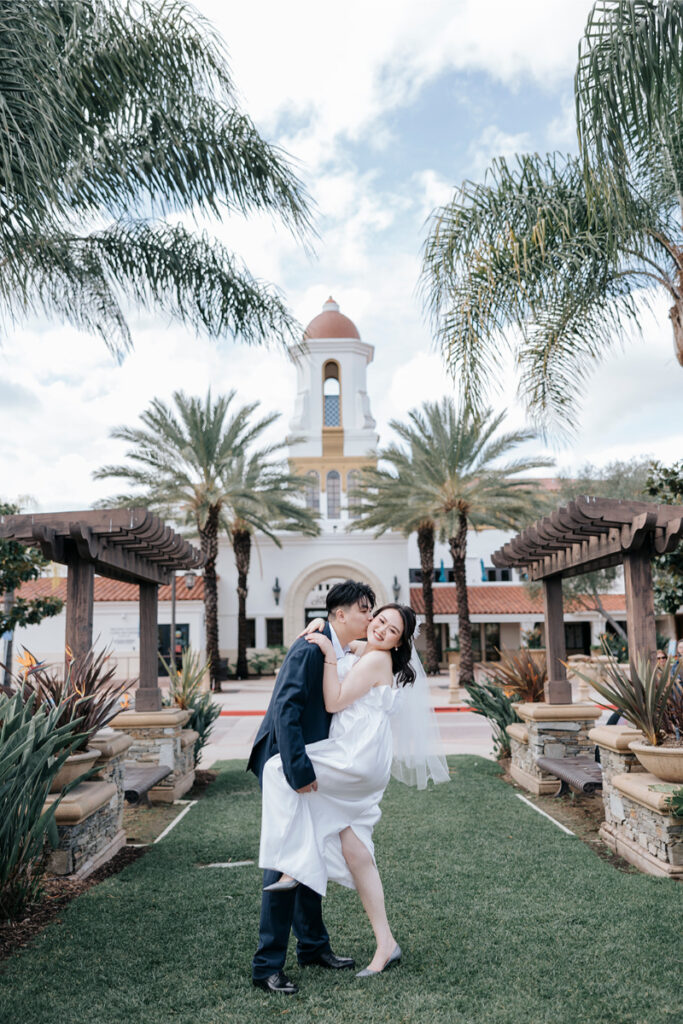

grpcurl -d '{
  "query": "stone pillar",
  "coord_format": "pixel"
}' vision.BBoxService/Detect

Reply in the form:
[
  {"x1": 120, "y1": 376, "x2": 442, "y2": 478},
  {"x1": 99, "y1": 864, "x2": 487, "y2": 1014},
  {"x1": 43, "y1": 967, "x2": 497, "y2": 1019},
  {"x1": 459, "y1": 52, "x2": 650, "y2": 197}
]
[
  {"x1": 88, "y1": 730, "x2": 134, "y2": 827},
  {"x1": 590, "y1": 725, "x2": 683, "y2": 878},
  {"x1": 510, "y1": 702, "x2": 602, "y2": 794},
  {"x1": 44, "y1": 781, "x2": 123, "y2": 878},
  {"x1": 542, "y1": 574, "x2": 571, "y2": 704},
  {"x1": 108, "y1": 708, "x2": 195, "y2": 801}
]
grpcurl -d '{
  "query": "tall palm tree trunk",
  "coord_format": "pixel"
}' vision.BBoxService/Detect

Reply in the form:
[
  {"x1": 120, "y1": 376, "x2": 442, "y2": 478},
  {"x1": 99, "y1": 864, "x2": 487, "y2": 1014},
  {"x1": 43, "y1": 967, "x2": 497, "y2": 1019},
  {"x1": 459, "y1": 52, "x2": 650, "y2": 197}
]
[
  {"x1": 417, "y1": 523, "x2": 440, "y2": 674},
  {"x1": 449, "y1": 512, "x2": 475, "y2": 686},
  {"x1": 201, "y1": 505, "x2": 221, "y2": 692},
  {"x1": 233, "y1": 528, "x2": 251, "y2": 679}
]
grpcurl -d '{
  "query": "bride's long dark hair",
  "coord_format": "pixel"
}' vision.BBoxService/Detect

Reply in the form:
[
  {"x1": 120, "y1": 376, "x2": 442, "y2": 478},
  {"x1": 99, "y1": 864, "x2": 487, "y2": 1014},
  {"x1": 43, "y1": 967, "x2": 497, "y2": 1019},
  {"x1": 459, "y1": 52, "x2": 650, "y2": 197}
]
[{"x1": 372, "y1": 603, "x2": 417, "y2": 686}]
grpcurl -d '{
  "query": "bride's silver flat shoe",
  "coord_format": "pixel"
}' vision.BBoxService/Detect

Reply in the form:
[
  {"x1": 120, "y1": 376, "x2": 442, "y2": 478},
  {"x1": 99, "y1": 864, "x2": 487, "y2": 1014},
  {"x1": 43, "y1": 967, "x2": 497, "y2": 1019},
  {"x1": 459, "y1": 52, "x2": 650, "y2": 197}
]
[
  {"x1": 355, "y1": 944, "x2": 401, "y2": 977},
  {"x1": 263, "y1": 877, "x2": 300, "y2": 892}
]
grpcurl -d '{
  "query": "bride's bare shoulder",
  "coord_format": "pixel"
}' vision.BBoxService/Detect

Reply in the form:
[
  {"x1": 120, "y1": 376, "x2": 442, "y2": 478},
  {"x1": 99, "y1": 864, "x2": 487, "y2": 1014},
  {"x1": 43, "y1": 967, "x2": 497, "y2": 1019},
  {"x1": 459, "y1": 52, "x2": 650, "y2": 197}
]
[{"x1": 349, "y1": 640, "x2": 367, "y2": 654}]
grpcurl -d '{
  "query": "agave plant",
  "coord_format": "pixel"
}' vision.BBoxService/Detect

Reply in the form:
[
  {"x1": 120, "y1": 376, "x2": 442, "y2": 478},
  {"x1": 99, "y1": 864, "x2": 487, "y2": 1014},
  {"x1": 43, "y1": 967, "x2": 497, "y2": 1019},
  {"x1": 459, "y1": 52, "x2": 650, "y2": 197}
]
[
  {"x1": 463, "y1": 682, "x2": 520, "y2": 759},
  {"x1": 573, "y1": 654, "x2": 678, "y2": 747},
  {"x1": 14, "y1": 646, "x2": 136, "y2": 750},
  {"x1": 161, "y1": 648, "x2": 220, "y2": 766},
  {"x1": 0, "y1": 691, "x2": 86, "y2": 919},
  {"x1": 484, "y1": 648, "x2": 546, "y2": 703},
  {"x1": 160, "y1": 647, "x2": 207, "y2": 710}
]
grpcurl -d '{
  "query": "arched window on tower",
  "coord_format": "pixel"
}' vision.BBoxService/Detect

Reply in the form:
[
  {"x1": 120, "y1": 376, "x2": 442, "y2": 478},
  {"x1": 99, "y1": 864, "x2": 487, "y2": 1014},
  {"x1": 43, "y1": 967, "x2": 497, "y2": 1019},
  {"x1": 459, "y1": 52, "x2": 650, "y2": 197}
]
[
  {"x1": 326, "y1": 470, "x2": 341, "y2": 519},
  {"x1": 347, "y1": 470, "x2": 361, "y2": 518},
  {"x1": 323, "y1": 361, "x2": 341, "y2": 426},
  {"x1": 305, "y1": 471, "x2": 320, "y2": 512}
]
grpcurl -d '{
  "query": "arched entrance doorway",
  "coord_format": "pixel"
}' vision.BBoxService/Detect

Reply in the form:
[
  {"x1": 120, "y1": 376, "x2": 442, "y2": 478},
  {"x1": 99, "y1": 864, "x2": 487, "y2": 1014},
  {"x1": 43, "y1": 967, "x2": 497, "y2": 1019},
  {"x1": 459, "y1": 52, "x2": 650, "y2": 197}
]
[{"x1": 283, "y1": 560, "x2": 388, "y2": 645}]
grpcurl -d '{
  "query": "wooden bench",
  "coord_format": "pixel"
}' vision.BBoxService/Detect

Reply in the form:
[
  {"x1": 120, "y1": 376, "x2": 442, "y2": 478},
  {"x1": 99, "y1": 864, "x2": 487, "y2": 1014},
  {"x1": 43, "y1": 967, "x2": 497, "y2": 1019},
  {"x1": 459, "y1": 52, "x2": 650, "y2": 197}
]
[
  {"x1": 535, "y1": 755, "x2": 603, "y2": 797},
  {"x1": 122, "y1": 762, "x2": 172, "y2": 805}
]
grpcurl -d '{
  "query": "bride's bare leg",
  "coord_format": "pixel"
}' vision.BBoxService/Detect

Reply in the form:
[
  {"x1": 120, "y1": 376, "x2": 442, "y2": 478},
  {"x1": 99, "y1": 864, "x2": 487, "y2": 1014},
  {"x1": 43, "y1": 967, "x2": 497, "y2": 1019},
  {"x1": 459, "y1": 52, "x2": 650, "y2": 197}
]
[{"x1": 340, "y1": 827, "x2": 396, "y2": 971}]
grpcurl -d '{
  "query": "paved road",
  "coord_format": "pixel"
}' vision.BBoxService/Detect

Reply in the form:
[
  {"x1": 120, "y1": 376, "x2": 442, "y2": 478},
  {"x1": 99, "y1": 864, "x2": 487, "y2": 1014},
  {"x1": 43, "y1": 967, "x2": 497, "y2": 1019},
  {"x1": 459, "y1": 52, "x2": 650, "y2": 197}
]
[{"x1": 199, "y1": 676, "x2": 496, "y2": 766}]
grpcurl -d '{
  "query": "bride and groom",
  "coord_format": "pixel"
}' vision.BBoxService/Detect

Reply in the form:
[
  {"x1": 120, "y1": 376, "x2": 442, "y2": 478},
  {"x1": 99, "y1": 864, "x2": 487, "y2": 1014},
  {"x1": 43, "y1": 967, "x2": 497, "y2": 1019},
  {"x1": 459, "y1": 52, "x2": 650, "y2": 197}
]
[{"x1": 247, "y1": 579, "x2": 448, "y2": 995}]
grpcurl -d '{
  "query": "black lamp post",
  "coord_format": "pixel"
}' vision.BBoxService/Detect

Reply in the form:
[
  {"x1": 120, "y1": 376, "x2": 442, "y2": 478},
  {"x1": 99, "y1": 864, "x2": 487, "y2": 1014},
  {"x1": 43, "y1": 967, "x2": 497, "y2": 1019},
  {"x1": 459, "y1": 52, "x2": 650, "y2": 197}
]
[
  {"x1": 272, "y1": 577, "x2": 281, "y2": 606},
  {"x1": 392, "y1": 575, "x2": 401, "y2": 602}
]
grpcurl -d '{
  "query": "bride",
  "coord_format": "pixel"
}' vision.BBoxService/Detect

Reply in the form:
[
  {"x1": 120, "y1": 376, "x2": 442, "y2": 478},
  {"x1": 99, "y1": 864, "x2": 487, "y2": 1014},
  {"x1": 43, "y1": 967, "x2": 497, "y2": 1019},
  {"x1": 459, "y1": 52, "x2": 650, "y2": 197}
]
[{"x1": 259, "y1": 603, "x2": 449, "y2": 977}]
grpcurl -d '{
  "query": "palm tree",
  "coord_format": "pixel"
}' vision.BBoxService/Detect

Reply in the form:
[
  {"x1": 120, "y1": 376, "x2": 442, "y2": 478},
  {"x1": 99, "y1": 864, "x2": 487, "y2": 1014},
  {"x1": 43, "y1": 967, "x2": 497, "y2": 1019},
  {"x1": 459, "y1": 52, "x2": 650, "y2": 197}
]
[
  {"x1": 350, "y1": 459, "x2": 441, "y2": 675},
  {"x1": 421, "y1": 1, "x2": 683, "y2": 433},
  {"x1": 94, "y1": 390, "x2": 317, "y2": 690},
  {"x1": 223, "y1": 451, "x2": 319, "y2": 679},
  {"x1": 359, "y1": 400, "x2": 551, "y2": 686},
  {"x1": 1, "y1": 1, "x2": 312, "y2": 355}
]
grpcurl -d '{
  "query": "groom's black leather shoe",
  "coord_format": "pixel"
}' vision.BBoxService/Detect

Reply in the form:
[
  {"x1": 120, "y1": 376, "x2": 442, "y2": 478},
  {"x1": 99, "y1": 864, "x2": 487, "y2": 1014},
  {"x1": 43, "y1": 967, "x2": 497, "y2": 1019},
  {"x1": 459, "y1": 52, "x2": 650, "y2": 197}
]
[
  {"x1": 252, "y1": 971, "x2": 299, "y2": 994},
  {"x1": 299, "y1": 951, "x2": 355, "y2": 970}
]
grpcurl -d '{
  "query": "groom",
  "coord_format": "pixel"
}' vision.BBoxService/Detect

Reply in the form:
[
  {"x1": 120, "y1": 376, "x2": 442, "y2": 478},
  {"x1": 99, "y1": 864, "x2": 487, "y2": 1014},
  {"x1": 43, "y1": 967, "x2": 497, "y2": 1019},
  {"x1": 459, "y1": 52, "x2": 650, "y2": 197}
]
[{"x1": 247, "y1": 579, "x2": 376, "y2": 994}]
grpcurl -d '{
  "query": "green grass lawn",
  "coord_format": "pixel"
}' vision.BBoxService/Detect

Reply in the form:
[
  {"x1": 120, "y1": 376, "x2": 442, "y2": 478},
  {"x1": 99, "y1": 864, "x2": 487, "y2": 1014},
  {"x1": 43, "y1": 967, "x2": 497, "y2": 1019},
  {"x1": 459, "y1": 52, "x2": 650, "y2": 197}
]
[{"x1": 1, "y1": 757, "x2": 682, "y2": 1024}]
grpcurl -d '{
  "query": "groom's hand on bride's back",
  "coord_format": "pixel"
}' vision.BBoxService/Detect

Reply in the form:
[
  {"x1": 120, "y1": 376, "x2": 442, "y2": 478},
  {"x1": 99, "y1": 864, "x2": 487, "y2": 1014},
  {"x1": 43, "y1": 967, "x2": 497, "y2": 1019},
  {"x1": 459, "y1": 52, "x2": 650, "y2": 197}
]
[{"x1": 297, "y1": 780, "x2": 318, "y2": 793}]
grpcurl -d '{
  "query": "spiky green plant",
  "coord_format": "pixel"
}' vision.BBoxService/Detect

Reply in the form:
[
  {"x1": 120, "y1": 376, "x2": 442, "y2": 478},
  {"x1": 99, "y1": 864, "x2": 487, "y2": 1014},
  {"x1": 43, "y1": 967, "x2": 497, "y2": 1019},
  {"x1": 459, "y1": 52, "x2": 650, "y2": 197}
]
[
  {"x1": 17, "y1": 646, "x2": 135, "y2": 750},
  {"x1": 463, "y1": 682, "x2": 520, "y2": 759},
  {"x1": 573, "y1": 654, "x2": 679, "y2": 747},
  {"x1": 0, "y1": 692, "x2": 86, "y2": 919},
  {"x1": 161, "y1": 647, "x2": 220, "y2": 766},
  {"x1": 160, "y1": 647, "x2": 207, "y2": 710},
  {"x1": 484, "y1": 648, "x2": 547, "y2": 703},
  {"x1": 188, "y1": 693, "x2": 222, "y2": 767}
]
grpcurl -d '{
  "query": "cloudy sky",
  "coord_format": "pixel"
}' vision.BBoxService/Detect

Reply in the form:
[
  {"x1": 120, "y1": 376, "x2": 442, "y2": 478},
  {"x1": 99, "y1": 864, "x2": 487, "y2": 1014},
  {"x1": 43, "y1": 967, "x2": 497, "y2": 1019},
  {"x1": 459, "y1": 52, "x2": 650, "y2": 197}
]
[{"x1": 2, "y1": 0, "x2": 680, "y2": 512}]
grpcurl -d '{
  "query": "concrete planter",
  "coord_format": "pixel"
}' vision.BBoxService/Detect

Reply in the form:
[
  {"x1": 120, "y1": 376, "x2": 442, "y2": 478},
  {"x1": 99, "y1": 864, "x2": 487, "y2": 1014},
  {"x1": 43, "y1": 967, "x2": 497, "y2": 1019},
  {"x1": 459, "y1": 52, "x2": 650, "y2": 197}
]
[
  {"x1": 628, "y1": 741, "x2": 683, "y2": 783},
  {"x1": 50, "y1": 749, "x2": 99, "y2": 793}
]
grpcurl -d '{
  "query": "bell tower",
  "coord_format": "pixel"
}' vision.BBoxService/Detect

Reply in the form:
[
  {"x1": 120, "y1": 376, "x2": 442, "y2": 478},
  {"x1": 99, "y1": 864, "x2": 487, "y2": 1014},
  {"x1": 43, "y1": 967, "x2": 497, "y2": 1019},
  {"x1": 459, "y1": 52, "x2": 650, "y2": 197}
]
[{"x1": 288, "y1": 298, "x2": 378, "y2": 524}]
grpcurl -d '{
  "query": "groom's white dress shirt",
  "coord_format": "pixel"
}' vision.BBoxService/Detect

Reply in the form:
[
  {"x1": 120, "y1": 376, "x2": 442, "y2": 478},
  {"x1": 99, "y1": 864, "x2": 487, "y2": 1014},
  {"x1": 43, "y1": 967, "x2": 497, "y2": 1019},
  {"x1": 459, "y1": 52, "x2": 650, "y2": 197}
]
[{"x1": 327, "y1": 623, "x2": 351, "y2": 660}]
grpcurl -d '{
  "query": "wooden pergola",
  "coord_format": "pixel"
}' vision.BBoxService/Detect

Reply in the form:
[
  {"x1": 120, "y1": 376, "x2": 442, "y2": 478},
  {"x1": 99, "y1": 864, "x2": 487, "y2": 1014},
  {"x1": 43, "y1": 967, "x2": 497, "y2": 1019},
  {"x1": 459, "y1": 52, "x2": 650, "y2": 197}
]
[
  {"x1": 0, "y1": 508, "x2": 203, "y2": 711},
  {"x1": 491, "y1": 497, "x2": 683, "y2": 703}
]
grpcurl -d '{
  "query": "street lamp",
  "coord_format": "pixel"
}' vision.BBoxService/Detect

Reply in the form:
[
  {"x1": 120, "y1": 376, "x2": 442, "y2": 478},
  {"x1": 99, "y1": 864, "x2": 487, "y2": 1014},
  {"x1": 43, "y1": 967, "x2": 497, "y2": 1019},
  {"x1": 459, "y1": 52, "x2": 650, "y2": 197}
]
[
  {"x1": 272, "y1": 577, "x2": 282, "y2": 606},
  {"x1": 184, "y1": 570, "x2": 197, "y2": 590},
  {"x1": 392, "y1": 575, "x2": 401, "y2": 602}
]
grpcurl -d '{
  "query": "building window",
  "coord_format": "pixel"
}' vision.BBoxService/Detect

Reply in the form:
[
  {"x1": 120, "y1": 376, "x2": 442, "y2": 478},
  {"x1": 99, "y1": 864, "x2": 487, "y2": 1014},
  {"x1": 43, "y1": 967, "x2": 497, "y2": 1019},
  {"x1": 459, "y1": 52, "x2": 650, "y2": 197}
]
[
  {"x1": 326, "y1": 470, "x2": 341, "y2": 519},
  {"x1": 484, "y1": 623, "x2": 500, "y2": 661},
  {"x1": 266, "y1": 618, "x2": 284, "y2": 647},
  {"x1": 347, "y1": 469, "x2": 361, "y2": 517},
  {"x1": 409, "y1": 567, "x2": 455, "y2": 583},
  {"x1": 485, "y1": 567, "x2": 512, "y2": 582},
  {"x1": 245, "y1": 618, "x2": 256, "y2": 648},
  {"x1": 323, "y1": 361, "x2": 341, "y2": 426},
  {"x1": 305, "y1": 470, "x2": 320, "y2": 512}
]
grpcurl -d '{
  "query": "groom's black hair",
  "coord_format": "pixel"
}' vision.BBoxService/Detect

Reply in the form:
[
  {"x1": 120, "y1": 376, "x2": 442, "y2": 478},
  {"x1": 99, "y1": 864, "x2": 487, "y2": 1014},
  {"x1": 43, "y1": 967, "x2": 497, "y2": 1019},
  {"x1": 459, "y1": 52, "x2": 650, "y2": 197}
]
[{"x1": 326, "y1": 579, "x2": 375, "y2": 617}]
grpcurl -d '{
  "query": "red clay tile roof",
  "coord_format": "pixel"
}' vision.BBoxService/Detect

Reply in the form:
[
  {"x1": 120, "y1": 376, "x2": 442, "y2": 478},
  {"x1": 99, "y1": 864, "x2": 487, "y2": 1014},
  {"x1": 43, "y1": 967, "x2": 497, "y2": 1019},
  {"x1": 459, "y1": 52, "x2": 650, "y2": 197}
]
[
  {"x1": 16, "y1": 576, "x2": 204, "y2": 603},
  {"x1": 410, "y1": 584, "x2": 625, "y2": 616}
]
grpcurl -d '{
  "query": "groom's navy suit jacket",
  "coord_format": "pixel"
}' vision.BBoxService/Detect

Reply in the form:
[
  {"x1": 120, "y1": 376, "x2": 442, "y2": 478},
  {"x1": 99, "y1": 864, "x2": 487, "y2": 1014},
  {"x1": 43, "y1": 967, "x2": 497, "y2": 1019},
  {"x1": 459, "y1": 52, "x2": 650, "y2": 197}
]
[{"x1": 247, "y1": 623, "x2": 332, "y2": 790}]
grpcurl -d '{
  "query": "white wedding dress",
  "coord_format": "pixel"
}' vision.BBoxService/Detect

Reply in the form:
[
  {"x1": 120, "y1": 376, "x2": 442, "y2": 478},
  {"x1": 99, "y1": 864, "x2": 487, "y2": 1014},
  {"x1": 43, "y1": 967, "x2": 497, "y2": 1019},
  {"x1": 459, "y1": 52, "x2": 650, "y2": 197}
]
[{"x1": 259, "y1": 653, "x2": 403, "y2": 897}]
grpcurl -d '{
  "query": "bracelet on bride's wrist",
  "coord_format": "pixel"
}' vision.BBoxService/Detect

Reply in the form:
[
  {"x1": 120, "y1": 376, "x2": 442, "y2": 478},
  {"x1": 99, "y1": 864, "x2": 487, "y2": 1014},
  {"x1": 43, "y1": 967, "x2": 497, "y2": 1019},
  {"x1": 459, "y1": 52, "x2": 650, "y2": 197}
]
[{"x1": 324, "y1": 660, "x2": 336, "y2": 665}]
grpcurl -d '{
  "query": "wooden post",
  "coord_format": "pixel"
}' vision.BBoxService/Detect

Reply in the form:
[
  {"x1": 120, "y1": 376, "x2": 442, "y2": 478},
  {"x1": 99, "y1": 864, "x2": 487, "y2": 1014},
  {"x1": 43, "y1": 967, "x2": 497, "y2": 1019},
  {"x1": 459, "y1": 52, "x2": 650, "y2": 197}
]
[
  {"x1": 542, "y1": 574, "x2": 571, "y2": 704},
  {"x1": 65, "y1": 559, "x2": 94, "y2": 674},
  {"x1": 137, "y1": 582, "x2": 161, "y2": 711},
  {"x1": 623, "y1": 552, "x2": 657, "y2": 677}
]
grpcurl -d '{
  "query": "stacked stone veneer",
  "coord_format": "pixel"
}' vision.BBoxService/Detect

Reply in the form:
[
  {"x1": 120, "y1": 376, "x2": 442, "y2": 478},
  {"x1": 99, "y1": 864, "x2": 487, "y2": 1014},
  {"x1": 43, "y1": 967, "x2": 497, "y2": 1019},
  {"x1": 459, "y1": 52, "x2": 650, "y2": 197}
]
[
  {"x1": 509, "y1": 703, "x2": 602, "y2": 795},
  {"x1": 89, "y1": 730, "x2": 134, "y2": 823},
  {"x1": 108, "y1": 708, "x2": 195, "y2": 801},
  {"x1": 590, "y1": 725, "x2": 683, "y2": 878},
  {"x1": 45, "y1": 781, "x2": 124, "y2": 877}
]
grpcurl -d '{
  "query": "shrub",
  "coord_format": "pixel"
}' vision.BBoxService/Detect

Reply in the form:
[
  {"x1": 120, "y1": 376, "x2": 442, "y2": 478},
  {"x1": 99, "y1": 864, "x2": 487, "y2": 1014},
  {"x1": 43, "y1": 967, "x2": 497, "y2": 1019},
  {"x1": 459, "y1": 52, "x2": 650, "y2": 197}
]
[
  {"x1": 188, "y1": 693, "x2": 221, "y2": 766},
  {"x1": 0, "y1": 691, "x2": 85, "y2": 919},
  {"x1": 161, "y1": 648, "x2": 220, "y2": 766},
  {"x1": 464, "y1": 682, "x2": 520, "y2": 759},
  {"x1": 484, "y1": 648, "x2": 546, "y2": 702}
]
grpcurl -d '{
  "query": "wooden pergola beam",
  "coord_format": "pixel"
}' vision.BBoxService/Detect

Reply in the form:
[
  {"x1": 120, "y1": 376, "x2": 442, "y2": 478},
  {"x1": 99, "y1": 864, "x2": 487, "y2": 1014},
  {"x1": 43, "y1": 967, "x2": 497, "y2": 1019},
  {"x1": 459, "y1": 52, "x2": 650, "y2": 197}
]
[
  {"x1": 0, "y1": 508, "x2": 204, "y2": 710},
  {"x1": 491, "y1": 496, "x2": 683, "y2": 704}
]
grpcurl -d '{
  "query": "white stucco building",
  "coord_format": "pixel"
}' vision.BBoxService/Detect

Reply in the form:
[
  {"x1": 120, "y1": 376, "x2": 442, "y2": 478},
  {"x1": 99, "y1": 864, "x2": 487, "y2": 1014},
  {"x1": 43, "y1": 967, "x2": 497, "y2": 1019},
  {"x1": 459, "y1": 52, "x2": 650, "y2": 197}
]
[{"x1": 12, "y1": 297, "x2": 648, "y2": 678}]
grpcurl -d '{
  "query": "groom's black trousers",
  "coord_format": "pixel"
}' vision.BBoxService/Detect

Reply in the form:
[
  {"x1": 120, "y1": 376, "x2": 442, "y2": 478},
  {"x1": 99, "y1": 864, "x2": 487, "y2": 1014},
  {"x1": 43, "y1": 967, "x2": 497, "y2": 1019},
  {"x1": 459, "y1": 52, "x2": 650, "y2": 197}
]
[{"x1": 252, "y1": 870, "x2": 331, "y2": 979}]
